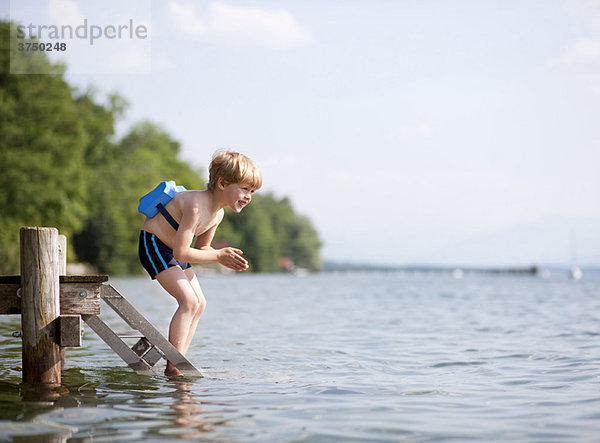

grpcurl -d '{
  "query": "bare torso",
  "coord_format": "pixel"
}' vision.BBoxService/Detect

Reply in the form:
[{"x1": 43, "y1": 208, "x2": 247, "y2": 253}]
[{"x1": 141, "y1": 190, "x2": 222, "y2": 248}]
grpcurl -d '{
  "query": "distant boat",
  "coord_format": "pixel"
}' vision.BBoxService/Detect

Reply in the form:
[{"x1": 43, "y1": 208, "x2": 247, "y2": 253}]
[
  {"x1": 570, "y1": 266, "x2": 583, "y2": 280},
  {"x1": 569, "y1": 229, "x2": 583, "y2": 280},
  {"x1": 540, "y1": 268, "x2": 552, "y2": 279},
  {"x1": 452, "y1": 268, "x2": 464, "y2": 279}
]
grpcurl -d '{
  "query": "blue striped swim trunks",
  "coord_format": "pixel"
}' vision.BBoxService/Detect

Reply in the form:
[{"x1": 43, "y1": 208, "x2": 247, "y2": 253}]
[{"x1": 138, "y1": 230, "x2": 191, "y2": 279}]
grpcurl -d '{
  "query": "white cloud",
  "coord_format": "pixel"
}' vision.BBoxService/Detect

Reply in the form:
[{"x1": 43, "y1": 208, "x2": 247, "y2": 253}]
[
  {"x1": 167, "y1": 1, "x2": 206, "y2": 36},
  {"x1": 208, "y1": 2, "x2": 311, "y2": 47},
  {"x1": 565, "y1": 0, "x2": 600, "y2": 34},
  {"x1": 47, "y1": 0, "x2": 85, "y2": 26},
  {"x1": 561, "y1": 37, "x2": 600, "y2": 63},
  {"x1": 561, "y1": 0, "x2": 600, "y2": 63},
  {"x1": 167, "y1": 1, "x2": 312, "y2": 48}
]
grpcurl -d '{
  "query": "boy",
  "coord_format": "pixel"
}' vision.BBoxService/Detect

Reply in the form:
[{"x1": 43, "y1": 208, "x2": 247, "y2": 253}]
[{"x1": 138, "y1": 150, "x2": 262, "y2": 376}]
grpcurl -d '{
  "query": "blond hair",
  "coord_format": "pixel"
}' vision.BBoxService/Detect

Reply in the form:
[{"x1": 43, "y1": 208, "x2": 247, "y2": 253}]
[{"x1": 207, "y1": 150, "x2": 262, "y2": 191}]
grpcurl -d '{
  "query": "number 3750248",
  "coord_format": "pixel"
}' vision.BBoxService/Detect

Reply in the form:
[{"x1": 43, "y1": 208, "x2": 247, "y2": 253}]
[{"x1": 18, "y1": 42, "x2": 67, "y2": 52}]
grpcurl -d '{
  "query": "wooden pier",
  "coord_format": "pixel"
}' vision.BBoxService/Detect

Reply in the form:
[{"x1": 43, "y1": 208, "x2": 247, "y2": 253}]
[{"x1": 0, "y1": 227, "x2": 201, "y2": 384}]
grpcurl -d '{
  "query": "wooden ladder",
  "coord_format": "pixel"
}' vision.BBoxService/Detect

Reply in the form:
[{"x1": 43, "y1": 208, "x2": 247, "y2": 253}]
[{"x1": 82, "y1": 284, "x2": 202, "y2": 377}]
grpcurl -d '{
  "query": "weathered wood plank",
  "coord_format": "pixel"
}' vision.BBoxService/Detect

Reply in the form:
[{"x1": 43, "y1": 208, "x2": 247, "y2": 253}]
[
  {"x1": 0, "y1": 275, "x2": 109, "y2": 284},
  {"x1": 142, "y1": 346, "x2": 163, "y2": 366},
  {"x1": 58, "y1": 235, "x2": 67, "y2": 367},
  {"x1": 58, "y1": 235, "x2": 67, "y2": 276},
  {"x1": 61, "y1": 275, "x2": 109, "y2": 283},
  {"x1": 0, "y1": 282, "x2": 101, "y2": 315},
  {"x1": 132, "y1": 337, "x2": 152, "y2": 356},
  {"x1": 20, "y1": 227, "x2": 61, "y2": 385},
  {"x1": 131, "y1": 338, "x2": 164, "y2": 366},
  {"x1": 0, "y1": 283, "x2": 21, "y2": 314},
  {"x1": 101, "y1": 284, "x2": 202, "y2": 376},
  {"x1": 59, "y1": 283, "x2": 101, "y2": 315},
  {"x1": 82, "y1": 314, "x2": 155, "y2": 375},
  {"x1": 117, "y1": 330, "x2": 145, "y2": 339},
  {"x1": 59, "y1": 315, "x2": 82, "y2": 347}
]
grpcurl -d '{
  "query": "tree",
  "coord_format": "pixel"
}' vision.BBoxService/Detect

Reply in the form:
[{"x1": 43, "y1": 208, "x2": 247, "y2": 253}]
[{"x1": 0, "y1": 21, "x2": 89, "y2": 272}]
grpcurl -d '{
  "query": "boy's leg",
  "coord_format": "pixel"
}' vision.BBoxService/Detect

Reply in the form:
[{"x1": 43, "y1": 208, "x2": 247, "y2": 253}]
[
  {"x1": 181, "y1": 268, "x2": 206, "y2": 355},
  {"x1": 156, "y1": 266, "x2": 202, "y2": 375}
]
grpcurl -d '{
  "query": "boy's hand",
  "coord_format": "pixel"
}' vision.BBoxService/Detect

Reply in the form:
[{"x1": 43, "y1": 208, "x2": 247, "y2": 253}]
[{"x1": 217, "y1": 247, "x2": 248, "y2": 271}]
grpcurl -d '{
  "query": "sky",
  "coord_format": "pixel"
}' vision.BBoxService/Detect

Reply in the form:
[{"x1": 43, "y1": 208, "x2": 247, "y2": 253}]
[{"x1": 4, "y1": 0, "x2": 600, "y2": 267}]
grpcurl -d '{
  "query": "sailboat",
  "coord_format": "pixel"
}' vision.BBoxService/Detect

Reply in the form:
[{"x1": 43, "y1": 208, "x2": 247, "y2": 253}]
[{"x1": 569, "y1": 228, "x2": 583, "y2": 280}]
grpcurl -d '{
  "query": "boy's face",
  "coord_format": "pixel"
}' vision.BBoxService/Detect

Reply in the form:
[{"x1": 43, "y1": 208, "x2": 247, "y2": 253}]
[{"x1": 222, "y1": 182, "x2": 255, "y2": 213}]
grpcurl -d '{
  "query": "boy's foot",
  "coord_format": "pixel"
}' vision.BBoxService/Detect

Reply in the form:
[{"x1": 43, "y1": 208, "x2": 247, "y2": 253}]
[{"x1": 165, "y1": 364, "x2": 184, "y2": 377}]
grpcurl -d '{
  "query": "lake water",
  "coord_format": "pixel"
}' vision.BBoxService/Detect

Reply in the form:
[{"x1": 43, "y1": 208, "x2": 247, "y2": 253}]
[{"x1": 1, "y1": 271, "x2": 599, "y2": 441}]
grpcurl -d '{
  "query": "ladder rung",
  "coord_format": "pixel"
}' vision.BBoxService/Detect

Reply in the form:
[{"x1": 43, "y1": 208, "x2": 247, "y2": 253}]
[
  {"x1": 116, "y1": 330, "x2": 145, "y2": 339},
  {"x1": 100, "y1": 284, "x2": 202, "y2": 376}
]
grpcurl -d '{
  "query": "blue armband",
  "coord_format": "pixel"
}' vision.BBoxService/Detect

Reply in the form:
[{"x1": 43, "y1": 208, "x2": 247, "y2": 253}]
[{"x1": 138, "y1": 180, "x2": 187, "y2": 218}]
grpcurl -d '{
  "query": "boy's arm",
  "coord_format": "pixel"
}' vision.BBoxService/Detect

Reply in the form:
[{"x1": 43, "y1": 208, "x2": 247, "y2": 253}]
[{"x1": 172, "y1": 209, "x2": 248, "y2": 271}]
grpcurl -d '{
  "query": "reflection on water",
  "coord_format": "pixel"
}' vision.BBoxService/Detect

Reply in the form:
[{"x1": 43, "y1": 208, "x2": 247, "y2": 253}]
[
  {"x1": 168, "y1": 383, "x2": 210, "y2": 439},
  {"x1": 0, "y1": 365, "x2": 235, "y2": 441},
  {"x1": 1, "y1": 272, "x2": 600, "y2": 441}
]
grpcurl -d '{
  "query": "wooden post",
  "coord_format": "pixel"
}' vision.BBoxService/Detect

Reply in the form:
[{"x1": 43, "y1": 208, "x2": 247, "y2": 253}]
[
  {"x1": 58, "y1": 234, "x2": 67, "y2": 275},
  {"x1": 20, "y1": 227, "x2": 61, "y2": 385},
  {"x1": 58, "y1": 234, "x2": 67, "y2": 367}
]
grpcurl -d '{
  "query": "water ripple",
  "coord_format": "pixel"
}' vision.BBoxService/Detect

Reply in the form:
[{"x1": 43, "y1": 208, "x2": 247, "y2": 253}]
[{"x1": 1, "y1": 273, "x2": 599, "y2": 441}]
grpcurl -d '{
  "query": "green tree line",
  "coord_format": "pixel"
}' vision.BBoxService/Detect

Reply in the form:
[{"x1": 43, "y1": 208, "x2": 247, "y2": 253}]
[{"x1": 0, "y1": 20, "x2": 321, "y2": 275}]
